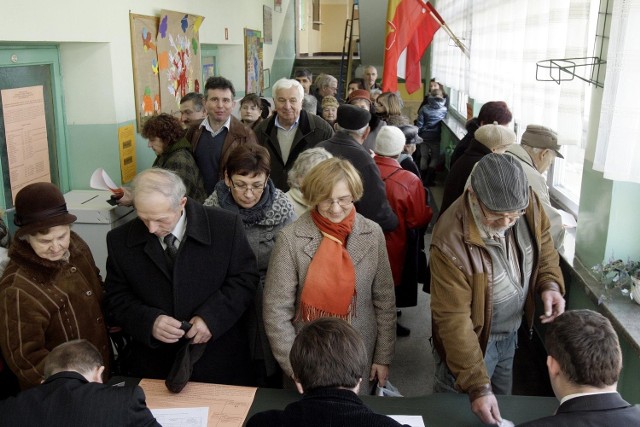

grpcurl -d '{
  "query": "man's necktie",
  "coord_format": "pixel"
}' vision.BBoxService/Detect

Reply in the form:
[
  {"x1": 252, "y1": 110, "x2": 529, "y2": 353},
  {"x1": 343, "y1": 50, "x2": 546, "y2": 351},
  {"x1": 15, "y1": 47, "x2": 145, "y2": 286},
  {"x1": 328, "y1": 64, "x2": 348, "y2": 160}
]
[{"x1": 164, "y1": 233, "x2": 178, "y2": 265}]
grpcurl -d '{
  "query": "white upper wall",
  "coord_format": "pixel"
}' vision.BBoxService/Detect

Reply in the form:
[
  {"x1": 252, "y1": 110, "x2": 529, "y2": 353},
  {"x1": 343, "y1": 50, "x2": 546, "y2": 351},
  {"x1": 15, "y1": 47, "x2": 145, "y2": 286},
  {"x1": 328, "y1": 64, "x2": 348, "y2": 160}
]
[{"x1": 1, "y1": 0, "x2": 290, "y2": 123}]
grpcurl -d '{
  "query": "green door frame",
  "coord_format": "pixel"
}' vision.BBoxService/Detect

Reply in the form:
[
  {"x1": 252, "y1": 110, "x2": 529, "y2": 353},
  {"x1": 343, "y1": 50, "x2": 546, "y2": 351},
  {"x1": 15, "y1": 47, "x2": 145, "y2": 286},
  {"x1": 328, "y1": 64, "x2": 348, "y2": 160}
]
[{"x1": 0, "y1": 45, "x2": 70, "y2": 205}]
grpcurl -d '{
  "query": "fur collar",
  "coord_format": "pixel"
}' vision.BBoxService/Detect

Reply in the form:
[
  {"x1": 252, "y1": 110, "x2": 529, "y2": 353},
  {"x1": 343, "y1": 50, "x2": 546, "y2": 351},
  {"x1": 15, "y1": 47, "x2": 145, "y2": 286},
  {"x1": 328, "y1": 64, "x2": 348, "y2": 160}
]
[{"x1": 7, "y1": 231, "x2": 83, "y2": 285}]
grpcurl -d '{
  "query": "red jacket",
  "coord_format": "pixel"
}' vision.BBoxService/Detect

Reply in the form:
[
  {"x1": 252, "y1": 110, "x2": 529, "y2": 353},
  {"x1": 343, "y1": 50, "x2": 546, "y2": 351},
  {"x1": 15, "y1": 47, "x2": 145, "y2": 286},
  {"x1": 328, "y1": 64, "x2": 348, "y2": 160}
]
[{"x1": 374, "y1": 156, "x2": 432, "y2": 285}]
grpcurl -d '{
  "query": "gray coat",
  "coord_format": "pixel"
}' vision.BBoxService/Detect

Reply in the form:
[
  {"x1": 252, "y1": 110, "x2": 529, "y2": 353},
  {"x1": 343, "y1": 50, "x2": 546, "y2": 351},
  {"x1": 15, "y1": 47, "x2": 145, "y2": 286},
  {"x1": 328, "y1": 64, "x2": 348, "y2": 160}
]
[{"x1": 263, "y1": 211, "x2": 396, "y2": 384}]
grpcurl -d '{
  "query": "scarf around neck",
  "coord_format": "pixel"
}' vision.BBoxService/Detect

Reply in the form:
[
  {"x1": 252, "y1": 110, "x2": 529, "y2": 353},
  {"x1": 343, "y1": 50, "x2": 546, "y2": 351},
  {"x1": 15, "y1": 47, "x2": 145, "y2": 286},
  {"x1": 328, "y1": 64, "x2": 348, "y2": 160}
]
[
  {"x1": 299, "y1": 208, "x2": 357, "y2": 322},
  {"x1": 215, "y1": 179, "x2": 275, "y2": 225}
]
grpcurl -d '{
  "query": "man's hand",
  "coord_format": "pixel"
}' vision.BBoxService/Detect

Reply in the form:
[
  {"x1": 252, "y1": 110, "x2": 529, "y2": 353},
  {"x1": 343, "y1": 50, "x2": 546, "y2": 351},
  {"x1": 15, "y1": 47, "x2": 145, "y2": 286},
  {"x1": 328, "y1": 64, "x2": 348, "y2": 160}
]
[
  {"x1": 540, "y1": 290, "x2": 565, "y2": 323},
  {"x1": 116, "y1": 187, "x2": 133, "y2": 207},
  {"x1": 152, "y1": 315, "x2": 185, "y2": 343},
  {"x1": 185, "y1": 316, "x2": 212, "y2": 344},
  {"x1": 471, "y1": 393, "x2": 502, "y2": 425},
  {"x1": 369, "y1": 364, "x2": 389, "y2": 387}
]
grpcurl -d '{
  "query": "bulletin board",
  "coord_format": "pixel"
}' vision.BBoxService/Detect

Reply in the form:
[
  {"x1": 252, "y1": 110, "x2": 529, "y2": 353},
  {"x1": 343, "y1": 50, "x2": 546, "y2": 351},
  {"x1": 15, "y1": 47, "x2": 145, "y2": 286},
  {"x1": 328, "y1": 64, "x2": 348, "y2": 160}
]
[
  {"x1": 244, "y1": 29, "x2": 264, "y2": 95},
  {"x1": 130, "y1": 13, "x2": 161, "y2": 133},
  {"x1": 156, "y1": 10, "x2": 205, "y2": 117}
]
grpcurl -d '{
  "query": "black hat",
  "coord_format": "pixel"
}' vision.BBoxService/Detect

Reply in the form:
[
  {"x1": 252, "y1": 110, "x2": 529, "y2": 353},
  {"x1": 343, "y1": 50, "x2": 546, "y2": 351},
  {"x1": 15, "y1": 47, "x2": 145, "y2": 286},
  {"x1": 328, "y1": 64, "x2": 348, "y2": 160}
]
[
  {"x1": 14, "y1": 182, "x2": 77, "y2": 237},
  {"x1": 337, "y1": 104, "x2": 371, "y2": 130}
]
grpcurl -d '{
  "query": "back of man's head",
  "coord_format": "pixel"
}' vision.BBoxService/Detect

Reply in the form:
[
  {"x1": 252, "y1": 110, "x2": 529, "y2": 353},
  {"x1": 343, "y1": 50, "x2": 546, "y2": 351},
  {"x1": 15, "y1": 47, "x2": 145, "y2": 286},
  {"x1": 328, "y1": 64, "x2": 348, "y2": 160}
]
[
  {"x1": 290, "y1": 318, "x2": 368, "y2": 392},
  {"x1": 546, "y1": 310, "x2": 622, "y2": 388},
  {"x1": 44, "y1": 340, "x2": 103, "y2": 380},
  {"x1": 204, "y1": 76, "x2": 236, "y2": 98}
]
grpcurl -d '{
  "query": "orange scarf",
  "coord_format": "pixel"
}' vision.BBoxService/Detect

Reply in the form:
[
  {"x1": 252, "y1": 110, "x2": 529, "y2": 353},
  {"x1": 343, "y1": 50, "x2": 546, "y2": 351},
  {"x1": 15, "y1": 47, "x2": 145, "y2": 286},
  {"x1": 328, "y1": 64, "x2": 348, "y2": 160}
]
[{"x1": 299, "y1": 208, "x2": 357, "y2": 322}]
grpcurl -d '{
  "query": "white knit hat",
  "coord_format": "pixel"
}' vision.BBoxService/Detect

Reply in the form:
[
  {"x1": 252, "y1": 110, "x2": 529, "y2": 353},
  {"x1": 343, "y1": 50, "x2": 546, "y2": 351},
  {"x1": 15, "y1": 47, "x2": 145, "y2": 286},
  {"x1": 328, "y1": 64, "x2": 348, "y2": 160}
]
[{"x1": 374, "y1": 126, "x2": 406, "y2": 157}]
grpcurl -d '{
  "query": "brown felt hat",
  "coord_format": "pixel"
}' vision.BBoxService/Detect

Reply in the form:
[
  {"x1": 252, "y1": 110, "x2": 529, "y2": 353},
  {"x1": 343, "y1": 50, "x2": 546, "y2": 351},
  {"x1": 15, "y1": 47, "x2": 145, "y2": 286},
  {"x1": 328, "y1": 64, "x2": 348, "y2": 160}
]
[
  {"x1": 14, "y1": 182, "x2": 76, "y2": 237},
  {"x1": 347, "y1": 89, "x2": 371, "y2": 106}
]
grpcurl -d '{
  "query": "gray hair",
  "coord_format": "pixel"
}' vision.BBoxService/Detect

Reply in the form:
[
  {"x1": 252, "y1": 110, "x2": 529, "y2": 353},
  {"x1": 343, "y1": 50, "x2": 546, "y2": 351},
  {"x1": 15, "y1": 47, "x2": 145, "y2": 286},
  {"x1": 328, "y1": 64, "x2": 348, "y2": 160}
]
[
  {"x1": 287, "y1": 148, "x2": 334, "y2": 190},
  {"x1": 370, "y1": 88, "x2": 382, "y2": 98},
  {"x1": 272, "y1": 78, "x2": 304, "y2": 103},
  {"x1": 132, "y1": 168, "x2": 186, "y2": 209},
  {"x1": 315, "y1": 73, "x2": 337, "y2": 89},
  {"x1": 335, "y1": 123, "x2": 369, "y2": 137}
]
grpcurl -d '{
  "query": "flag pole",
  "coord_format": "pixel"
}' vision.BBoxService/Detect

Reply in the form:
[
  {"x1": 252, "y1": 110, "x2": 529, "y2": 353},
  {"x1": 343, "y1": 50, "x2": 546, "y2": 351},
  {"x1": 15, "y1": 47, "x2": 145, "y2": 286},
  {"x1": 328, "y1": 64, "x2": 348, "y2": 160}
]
[{"x1": 425, "y1": 2, "x2": 470, "y2": 58}]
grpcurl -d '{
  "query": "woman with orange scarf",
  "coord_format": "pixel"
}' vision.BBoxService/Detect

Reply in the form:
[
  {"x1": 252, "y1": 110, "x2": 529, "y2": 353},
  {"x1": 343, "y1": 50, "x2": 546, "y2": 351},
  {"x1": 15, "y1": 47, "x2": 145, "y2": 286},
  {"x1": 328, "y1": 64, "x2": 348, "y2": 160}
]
[{"x1": 263, "y1": 158, "x2": 396, "y2": 392}]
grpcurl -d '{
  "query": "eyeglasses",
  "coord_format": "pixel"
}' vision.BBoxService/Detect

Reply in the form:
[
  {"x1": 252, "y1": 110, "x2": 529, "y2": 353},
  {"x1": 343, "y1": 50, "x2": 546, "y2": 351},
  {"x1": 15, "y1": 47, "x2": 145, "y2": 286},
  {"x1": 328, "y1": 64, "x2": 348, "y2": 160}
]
[
  {"x1": 318, "y1": 196, "x2": 353, "y2": 210},
  {"x1": 231, "y1": 181, "x2": 266, "y2": 194},
  {"x1": 479, "y1": 202, "x2": 525, "y2": 222}
]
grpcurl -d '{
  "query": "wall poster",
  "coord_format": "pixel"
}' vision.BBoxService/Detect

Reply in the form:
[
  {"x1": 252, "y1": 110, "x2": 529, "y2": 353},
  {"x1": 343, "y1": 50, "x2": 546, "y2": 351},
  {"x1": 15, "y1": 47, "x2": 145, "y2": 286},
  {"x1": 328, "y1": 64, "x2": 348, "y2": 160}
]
[
  {"x1": 130, "y1": 13, "x2": 161, "y2": 133},
  {"x1": 244, "y1": 29, "x2": 264, "y2": 95},
  {"x1": 156, "y1": 10, "x2": 205, "y2": 117}
]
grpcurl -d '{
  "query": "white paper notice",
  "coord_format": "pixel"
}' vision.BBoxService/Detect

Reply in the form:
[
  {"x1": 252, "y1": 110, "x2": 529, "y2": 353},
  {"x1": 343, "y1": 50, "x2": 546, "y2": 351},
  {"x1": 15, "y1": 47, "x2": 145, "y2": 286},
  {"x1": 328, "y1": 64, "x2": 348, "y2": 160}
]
[
  {"x1": 150, "y1": 407, "x2": 208, "y2": 427},
  {"x1": 389, "y1": 415, "x2": 426, "y2": 427},
  {"x1": 0, "y1": 85, "x2": 51, "y2": 202}
]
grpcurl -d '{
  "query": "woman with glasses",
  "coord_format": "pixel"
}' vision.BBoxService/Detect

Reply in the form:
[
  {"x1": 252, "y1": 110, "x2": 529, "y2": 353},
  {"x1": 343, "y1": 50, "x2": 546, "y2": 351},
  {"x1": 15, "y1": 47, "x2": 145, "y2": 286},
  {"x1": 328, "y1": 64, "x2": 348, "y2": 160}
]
[
  {"x1": 263, "y1": 157, "x2": 396, "y2": 394},
  {"x1": 204, "y1": 143, "x2": 296, "y2": 387}
]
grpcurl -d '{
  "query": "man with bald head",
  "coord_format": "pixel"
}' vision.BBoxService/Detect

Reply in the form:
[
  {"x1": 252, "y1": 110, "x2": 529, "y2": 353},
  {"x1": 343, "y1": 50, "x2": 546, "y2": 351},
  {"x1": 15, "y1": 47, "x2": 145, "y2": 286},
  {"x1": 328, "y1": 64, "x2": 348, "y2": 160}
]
[{"x1": 254, "y1": 78, "x2": 333, "y2": 191}]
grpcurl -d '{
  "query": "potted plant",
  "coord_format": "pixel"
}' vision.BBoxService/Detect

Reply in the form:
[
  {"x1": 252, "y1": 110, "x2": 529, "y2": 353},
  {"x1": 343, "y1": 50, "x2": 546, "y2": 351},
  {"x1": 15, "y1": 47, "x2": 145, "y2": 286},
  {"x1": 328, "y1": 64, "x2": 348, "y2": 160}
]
[{"x1": 593, "y1": 259, "x2": 640, "y2": 304}]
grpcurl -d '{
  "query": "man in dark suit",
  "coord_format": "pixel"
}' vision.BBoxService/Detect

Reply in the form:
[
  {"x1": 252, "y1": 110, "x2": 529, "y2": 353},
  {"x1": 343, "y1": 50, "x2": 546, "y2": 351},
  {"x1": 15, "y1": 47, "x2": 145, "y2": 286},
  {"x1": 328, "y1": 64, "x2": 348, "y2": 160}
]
[
  {"x1": 247, "y1": 318, "x2": 408, "y2": 427},
  {"x1": 0, "y1": 340, "x2": 159, "y2": 427},
  {"x1": 519, "y1": 310, "x2": 640, "y2": 426},
  {"x1": 105, "y1": 168, "x2": 258, "y2": 386}
]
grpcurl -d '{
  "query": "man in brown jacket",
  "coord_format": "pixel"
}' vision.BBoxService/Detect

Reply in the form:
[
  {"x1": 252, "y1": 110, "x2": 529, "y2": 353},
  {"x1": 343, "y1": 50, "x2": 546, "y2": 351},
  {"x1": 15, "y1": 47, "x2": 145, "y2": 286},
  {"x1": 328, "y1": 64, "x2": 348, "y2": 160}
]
[
  {"x1": 430, "y1": 154, "x2": 565, "y2": 425},
  {"x1": 185, "y1": 76, "x2": 257, "y2": 194}
]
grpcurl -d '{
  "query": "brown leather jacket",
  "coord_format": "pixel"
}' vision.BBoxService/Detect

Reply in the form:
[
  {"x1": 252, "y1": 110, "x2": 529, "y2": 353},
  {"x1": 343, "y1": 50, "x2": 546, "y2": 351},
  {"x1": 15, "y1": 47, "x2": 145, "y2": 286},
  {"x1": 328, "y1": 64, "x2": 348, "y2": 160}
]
[
  {"x1": 185, "y1": 115, "x2": 258, "y2": 179},
  {"x1": 430, "y1": 189, "x2": 564, "y2": 401}
]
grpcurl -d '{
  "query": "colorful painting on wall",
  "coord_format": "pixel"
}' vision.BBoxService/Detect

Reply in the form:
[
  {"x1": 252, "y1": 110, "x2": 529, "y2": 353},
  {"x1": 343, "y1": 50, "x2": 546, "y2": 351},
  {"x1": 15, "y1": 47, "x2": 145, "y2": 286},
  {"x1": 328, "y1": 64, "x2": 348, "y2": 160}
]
[
  {"x1": 156, "y1": 10, "x2": 205, "y2": 117},
  {"x1": 130, "y1": 13, "x2": 161, "y2": 132},
  {"x1": 244, "y1": 29, "x2": 264, "y2": 95},
  {"x1": 275, "y1": 0, "x2": 282, "y2": 13}
]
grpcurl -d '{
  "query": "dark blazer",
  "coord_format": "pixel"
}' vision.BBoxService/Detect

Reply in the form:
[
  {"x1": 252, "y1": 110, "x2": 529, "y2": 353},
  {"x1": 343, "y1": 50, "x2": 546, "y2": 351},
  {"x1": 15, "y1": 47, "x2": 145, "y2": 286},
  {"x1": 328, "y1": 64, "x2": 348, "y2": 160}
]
[
  {"x1": 317, "y1": 131, "x2": 398, "y2": 232},
  {"x1": 0, "y1": 371, "x2": 159, "y2": 427},
  {"x1": 105, "y1": 199, "x2": 259, "y2": 385},
  {"x1": 254, "y1": 110, "x2": 334, "y2": 191},
  {"x1": 246, "y1": 388, "x2": 409, "y2": 427},
  {"x1": 439, "y1": 138, "x2": 491, "y2": 215},
  {"x1": 518, "y1": 393, "x2": 640, "y2": 427}
]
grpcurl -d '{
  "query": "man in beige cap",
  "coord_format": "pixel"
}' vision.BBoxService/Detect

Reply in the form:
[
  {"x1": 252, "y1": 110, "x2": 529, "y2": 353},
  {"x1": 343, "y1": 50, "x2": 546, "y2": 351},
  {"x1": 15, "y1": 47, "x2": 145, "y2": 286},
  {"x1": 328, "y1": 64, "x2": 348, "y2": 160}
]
[
  {"x1": 441, "y1": 122, "x2": 516, "y2": 214},
  {"x1": 507, "y1": 124, "x2": 565, "y2": 249}
]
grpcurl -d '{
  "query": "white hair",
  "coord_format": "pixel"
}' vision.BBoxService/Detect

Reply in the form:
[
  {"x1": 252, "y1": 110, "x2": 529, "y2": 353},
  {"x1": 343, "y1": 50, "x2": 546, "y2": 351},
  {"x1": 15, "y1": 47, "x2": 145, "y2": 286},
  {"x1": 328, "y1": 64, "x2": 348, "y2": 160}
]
[
  {"x1": 132, "y1": 168, "x2": 186, "y2": 209},
  {"x1": 287, "y1": 148, "x2": 334, "y2": 190},
  {"x1": 272, "y1": 78, "x2": 304, "y2": 102},
  {"x1": 335, "y1": 123, "x2": 368, "y2": 137}
]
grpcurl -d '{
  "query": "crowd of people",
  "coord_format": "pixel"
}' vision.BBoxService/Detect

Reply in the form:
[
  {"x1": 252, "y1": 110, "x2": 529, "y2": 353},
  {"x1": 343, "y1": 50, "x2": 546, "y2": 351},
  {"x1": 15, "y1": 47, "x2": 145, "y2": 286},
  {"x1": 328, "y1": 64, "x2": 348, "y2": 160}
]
[{"x1": 0, "y1": 66, "x2": 637, "y2": 427}]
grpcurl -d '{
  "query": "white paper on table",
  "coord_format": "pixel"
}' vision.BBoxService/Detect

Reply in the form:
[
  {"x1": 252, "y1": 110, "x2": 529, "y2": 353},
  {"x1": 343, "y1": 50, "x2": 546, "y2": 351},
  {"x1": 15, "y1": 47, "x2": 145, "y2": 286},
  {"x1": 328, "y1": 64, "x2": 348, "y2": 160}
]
[
  {"x1": 90, "y1": 168, "x2": 120, "y2": 192},
  {"x1": 150, "y1": 407, "x2": 208, "y2": 427},
  {"x1": 389, "y1": 415, "x2": 426, "y2": 427}
]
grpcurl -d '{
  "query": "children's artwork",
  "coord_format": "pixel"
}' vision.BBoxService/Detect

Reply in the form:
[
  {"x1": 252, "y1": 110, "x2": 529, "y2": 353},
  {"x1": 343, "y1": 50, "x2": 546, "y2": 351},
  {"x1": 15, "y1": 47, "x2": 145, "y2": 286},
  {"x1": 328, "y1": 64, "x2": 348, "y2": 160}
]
[
  {"x1": 274, "y1": 0, "x2": 282, "y2": 13},
  {"x1": 244, "y1": 29, "x2": 264, "y2": 95},
  {"x1": 130, "y1": 14, "x2": 161, "y2": 132},
  {"x1": 202, "y1": 56, "x2": 216, "y2": 80},
  {"x1": 156, "y1": 10, "x2": 205, "y2": 117},
  {"x1": 263, "y1": 6, "x2": 273, "y2": 44}
]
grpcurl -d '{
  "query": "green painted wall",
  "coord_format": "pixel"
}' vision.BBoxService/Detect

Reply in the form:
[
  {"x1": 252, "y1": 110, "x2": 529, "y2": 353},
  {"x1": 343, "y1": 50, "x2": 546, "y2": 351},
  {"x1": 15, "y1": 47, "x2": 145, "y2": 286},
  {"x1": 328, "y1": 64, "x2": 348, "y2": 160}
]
[{"x1": 66, "y1": 121, "x2": 155, "y2": 189}]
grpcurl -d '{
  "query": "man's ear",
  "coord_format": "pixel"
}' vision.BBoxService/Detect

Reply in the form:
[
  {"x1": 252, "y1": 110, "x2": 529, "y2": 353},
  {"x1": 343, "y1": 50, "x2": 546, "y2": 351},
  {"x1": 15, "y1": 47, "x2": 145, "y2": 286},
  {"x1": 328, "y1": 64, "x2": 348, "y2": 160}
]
[
  {"x1": 86, "y1": 366, "x2": 105, "y2": 383},
  {"x1": 547, "y1": 355, "x2": 561, "y2": 379},
  {"x1": 353, "y1": 377, "x2": 363, "y2": 394},
  {"x1": 294, "y1": 380, "x2": 304, "y2": 395},
  {"x1": 363, "y1": 126, "x2": 371, "y2": 140}
]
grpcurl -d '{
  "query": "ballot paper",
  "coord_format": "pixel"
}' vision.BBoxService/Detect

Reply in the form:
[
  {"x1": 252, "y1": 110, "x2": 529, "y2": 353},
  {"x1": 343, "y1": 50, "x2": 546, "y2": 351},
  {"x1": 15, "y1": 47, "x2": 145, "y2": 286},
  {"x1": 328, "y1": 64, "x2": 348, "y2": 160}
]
[
  {"x1": 150, "y1": 407, "x2": 208, "y2": 427},
  {"x1": 389, "y1": 415, "x2": 426, "y2": 427},
  {"x1": 90, "y1": 168, "x2": 123, "y2": 196}
]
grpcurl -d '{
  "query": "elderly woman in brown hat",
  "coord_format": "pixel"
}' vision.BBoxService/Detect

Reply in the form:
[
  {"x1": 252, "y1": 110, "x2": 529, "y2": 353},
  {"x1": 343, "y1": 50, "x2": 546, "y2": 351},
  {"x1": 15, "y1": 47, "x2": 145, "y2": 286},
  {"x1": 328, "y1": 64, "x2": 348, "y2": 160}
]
[{"x1": 0, "y1": 182, "x2": 110, "y2": 390}]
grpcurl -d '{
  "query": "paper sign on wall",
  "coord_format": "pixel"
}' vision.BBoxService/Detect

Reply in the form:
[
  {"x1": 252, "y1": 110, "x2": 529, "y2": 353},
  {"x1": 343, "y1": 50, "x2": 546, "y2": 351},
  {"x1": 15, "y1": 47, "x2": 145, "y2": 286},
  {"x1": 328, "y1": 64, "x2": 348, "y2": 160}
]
[
  {"x1": 118, "y1": 124, "x2": 137, "y2": 184},
  {"x1": 0, "y1": 85, "x2": 51, "y2": 203}
]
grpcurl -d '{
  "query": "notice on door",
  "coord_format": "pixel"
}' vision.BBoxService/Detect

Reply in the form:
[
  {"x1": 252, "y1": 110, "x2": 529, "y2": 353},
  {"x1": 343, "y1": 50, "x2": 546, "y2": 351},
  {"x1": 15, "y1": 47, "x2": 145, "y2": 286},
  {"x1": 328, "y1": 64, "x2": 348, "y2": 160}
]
[{"x1": 1, "y1": 85, "x2": 51, "y2": 202}]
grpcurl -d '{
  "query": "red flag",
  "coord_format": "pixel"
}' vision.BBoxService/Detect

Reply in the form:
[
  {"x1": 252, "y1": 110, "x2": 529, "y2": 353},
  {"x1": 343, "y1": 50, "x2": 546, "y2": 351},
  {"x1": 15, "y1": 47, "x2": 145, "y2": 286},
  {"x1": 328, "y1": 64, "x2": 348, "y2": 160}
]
[{"x1": 382, "y1": 0, "x2": 441, "y2": 94}]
